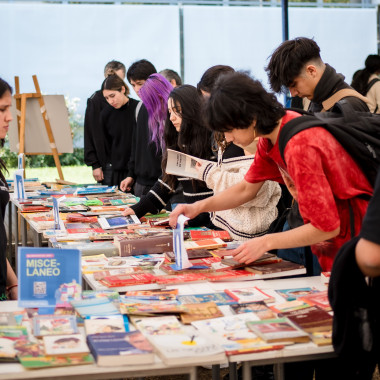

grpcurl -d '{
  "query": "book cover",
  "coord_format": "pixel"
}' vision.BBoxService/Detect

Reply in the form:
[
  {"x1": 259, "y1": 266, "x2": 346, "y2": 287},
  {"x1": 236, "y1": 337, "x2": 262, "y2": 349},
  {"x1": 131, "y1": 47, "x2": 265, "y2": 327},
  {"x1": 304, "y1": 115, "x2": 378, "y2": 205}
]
[
  {"x1": 100, "y1": 273, "x2": 156, "y2": 288},
  {"x1": 154, "y1": 273, "x2": 207, "y2": 285},
  {"x1": 84, "y1": 315, "x2": 126, "y2": 335},
  {"x1": 165, "y1": 249, "x2": 213, "y2": 262},
  {"x1": 86, "y1": 331, "x2": 154, "y2": 367},
  {"x1": 124, "y1": 289, "x2": 178, "y2": 300},
  {"x1": 133, "y1": 315, "x2": 185, "y2": 335},
  {"x1": 189, "y1": 230, "x2": 232, "y2": 241},
  {"x1": 43, "y1": 334, "x2": 90, "y2": 356},
  {"x1": 246, "y1": 317, "x2": 310, "y2": 344},
  {"x1": 33, "y1": 315, "x2": 78, "y2": 337},
  {"x1": 177, "y1": 292, "x2": 237, "y2": 306},
  {"x1": 275, "y1": 287, "x2": 318, "y2": 302},
  {"x1": 18, "y1": 247, "x2": 81, "y2": 308},
  {"x1": 244, "y1": 260, "x2": 305, "y2": 275},
  {"x1": 224, "y1": 287, "x2": 275, "y2": 304},
  {"x1": 184, "y1": 238, "x2": 227, "y2": 251},
  {"x1": 114, "y1": 235, "x2": 173, "y2": 256},
  {"x1": 192, "y1": 314, "x2": 284, "y2": 356},
  {"x1": 298, "y1": 290, "x2": 332, "y2": 311},
  {"x1": 279, "y1": 306, "x2": 333, "y2": 333},
  {"x1": 70, "y1": 297, "x2": 120, "y2": 317},
  {"x1": 180, "y1": 302, "x2": 223, "y2": 324},
  {"x1": 269, "y1": 300, "x2": 310, "y2": 314},
  {"x1": 119, "y1": 301, "x2": 185, "y2": 315},
  {"x1": 204, "y1": 269, "x2": 257, "y2": 282},
  {"x1": 15, "y1": 340, "x2": 94, "y2": 369},
  {"x1": 230, "y1": 301, "x2": 277, "y2": 320},
  {"x1": 165, "y1": 149, "x2": 213, "y2": 180},
  {"x1": 310, "y1": 331, "x2": 332, "y2": 346},
  {"x1": 0, "y1": 326, "x2": 28, "y2": 362}
]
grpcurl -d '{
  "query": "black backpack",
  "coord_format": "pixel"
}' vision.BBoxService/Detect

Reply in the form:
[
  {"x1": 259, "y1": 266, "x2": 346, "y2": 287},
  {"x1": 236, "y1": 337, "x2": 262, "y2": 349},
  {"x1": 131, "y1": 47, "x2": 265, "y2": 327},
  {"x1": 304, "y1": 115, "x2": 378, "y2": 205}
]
[{"x1": 279, "y1": 100, "x2": 380, "y2": 187}]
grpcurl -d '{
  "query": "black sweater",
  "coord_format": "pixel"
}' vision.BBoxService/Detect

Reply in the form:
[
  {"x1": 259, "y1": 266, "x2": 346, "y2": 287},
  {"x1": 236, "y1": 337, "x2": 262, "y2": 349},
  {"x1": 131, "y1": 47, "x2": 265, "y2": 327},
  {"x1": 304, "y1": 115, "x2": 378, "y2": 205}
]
[
  {"x1": 102, "y1": 99, "x2": 138, "y2": 171},
  {"x1": 84, "y1": 90, "x2": 109, "y2": 170},
  {"x1": 127, "y1": 104, "x2": 163, "y2": 186},
  {"x1": 310, "y1": 64, "x2": 369, "y2": 113}
]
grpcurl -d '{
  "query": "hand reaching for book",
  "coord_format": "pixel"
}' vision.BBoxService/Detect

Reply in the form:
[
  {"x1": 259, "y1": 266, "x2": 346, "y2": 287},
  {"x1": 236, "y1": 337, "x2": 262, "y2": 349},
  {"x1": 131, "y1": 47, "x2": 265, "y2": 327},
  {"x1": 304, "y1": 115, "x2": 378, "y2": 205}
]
[
  {"x1": 169, "y1": 204, "x2": 199, "y2": 228},
  {"x1": 229, "y1": 236, "x2": 269, "y2": 264},
  {"x1": 120, "y1": 177, "x2": 134, "y2": 192},
  {"x1": 122, "y1": 207, "x2": 136, "y2": 216}
]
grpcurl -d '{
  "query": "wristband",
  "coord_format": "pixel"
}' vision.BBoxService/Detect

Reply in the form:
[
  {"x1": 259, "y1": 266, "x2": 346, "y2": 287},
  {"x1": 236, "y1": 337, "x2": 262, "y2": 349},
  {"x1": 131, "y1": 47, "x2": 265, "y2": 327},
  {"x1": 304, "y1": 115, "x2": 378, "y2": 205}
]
[{"x1": 6, "y1": 284, "x2": 18, "y2": 291}]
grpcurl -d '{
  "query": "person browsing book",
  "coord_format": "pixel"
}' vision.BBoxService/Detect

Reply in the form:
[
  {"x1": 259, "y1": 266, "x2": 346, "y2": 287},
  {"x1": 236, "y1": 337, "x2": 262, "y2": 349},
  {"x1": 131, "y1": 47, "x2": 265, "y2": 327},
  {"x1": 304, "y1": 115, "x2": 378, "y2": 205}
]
[
  {"x1": 122, "y1": 84, "x2": 215, "y2": 228},
  {"x1": 0, "y1": 78, "x2": 18, "y2": 301},
  {"x1": 169, "y1": 71, "x2": 373, "y2": 273},
  {"x1": 101, "y1": 73, "x2": 139, "y2": 188}
]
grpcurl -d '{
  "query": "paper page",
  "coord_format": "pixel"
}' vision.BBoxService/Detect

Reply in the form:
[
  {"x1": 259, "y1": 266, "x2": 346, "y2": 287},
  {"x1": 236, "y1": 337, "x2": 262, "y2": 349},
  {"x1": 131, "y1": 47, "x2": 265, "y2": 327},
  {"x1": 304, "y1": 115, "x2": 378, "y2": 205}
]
[{"x1": 172, "y1": 214, "x2": 192, "y2": 270}]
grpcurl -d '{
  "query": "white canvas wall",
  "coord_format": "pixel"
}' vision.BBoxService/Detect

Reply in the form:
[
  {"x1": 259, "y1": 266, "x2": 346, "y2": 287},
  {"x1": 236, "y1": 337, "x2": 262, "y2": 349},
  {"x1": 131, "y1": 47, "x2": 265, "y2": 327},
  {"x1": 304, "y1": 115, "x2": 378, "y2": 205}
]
[{"x1": 1, "y1": 3, "x2": 377, "y2": 131}]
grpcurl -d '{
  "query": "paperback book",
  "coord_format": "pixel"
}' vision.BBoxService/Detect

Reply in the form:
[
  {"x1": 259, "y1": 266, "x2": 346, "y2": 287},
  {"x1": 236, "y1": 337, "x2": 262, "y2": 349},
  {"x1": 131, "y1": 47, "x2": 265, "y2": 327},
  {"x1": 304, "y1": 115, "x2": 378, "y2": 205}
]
[
  {"x1": 224, "y1": 287, "x2": 275, "y2": 304},
  {"x1": 87, "y1": 331, "x2": 154, "y2": 366},
  {"x1": 180, "y1": 302, "x2": 224, "y2": 324},
  {"x1": 275, "y1": 287, "x2": 318, "y2": 302},
  {"x1": 33, "y1": 315, "x2": 78, "y2": 337},
  {"x1": 177, "y1": 292, "x2": 237, "y2": 306},
  {"x1": 84, "y1": 315, "x2": 126, "y2": 335},
  {"x1": 230, "y1": 301, "x2": 277, "y2": 320}
]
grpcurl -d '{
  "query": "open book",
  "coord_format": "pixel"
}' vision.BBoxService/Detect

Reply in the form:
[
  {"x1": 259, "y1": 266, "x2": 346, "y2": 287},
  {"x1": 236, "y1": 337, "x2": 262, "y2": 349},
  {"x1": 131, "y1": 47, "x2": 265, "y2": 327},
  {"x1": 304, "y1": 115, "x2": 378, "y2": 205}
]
[{"x1": 165, "y1": 149, "x2": 214, "y2": 179}]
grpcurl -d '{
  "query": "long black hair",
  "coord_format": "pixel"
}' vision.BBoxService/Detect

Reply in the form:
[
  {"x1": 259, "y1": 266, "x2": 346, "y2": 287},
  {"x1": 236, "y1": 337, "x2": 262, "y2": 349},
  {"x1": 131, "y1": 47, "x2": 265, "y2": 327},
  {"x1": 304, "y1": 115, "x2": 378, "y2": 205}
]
[
  {"x1": 162, "y1": 85, "x2": 212, "y2": 190},
  {"x1": 351, "y1": 55, "x2": 380, "y2": 95},
  {"x1": 0, "y1": 78, "x2": 12, "y2": 181}
]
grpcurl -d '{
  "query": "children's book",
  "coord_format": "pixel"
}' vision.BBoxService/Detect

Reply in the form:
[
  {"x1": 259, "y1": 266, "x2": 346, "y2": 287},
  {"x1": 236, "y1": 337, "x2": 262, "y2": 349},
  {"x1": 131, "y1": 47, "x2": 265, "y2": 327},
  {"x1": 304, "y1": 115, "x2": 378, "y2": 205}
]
[
  {"x1": 177, "y1": 292, "x2": 237, "y2": 306},
  {"x1": 180, "y1": 302, "x2": 224, "y2": 324},
  {"x1": 230, "y1": 301, "x2": 277, "y2": 320},
  {"x1": 132, "y1": 315, "x2": 185, "y2": 335},
  {"x1": 84, "y1": 315, "x2": 126, "y2": 335},
  {"x1": 269, "y1": 300, "x2": 310, "y2": 314},
  {"x1": 33, "y1": 315, "x2": 78, "y2": 337},
  {"x1": 119, "y1": 302, "x2": 186, "y2": 316},
  {"x1": 224, "y1": 287, "x2": 275, "y2": 304},
  {"x1": 246, "y1": 317, "x2": 310, "y2": 344},
  {"x1": 87, "y1": 331, "x2": 154, "y2": 366},
  {"x1": 43, "y1": 334, "x2": 90, "y2": 356},
  {"x1": 0, "y1": 326, "x2": 28, "y2": 362},
  {"x1": 275, "y1": 287, "x2": 318, "y2": 301},
  {"x1": 16, "y1": 340, "x2": 94, "y2": 369},
  {"x1": 192, "y1": 314, "x2": 285, "y2": 356},
  {"x1": 124, "y1": 289, "x2": 178, "y2": 301},
  {"x1": 18, "y1": 247, "x2": 81, "y2": 308}
]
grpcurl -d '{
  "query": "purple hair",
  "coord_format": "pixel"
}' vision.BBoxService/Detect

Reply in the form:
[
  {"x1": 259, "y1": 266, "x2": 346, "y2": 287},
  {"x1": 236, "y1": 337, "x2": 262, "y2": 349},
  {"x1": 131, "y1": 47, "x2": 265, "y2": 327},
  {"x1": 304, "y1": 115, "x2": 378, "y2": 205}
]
[{"x1": 139, "y1": 73, "x2": 173, "y2": 150}]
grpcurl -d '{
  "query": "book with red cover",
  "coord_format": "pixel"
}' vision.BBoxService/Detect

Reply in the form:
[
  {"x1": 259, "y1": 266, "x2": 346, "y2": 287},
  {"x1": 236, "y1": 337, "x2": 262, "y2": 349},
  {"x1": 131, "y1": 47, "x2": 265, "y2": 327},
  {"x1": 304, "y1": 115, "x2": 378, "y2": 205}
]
[
  {"x1": 279, "y1": 305, "x2": 333, "y2": 333},
  {"x1": 184, "y1": 238, "x2": 227, "y2": 250},
  {"x1": 298, "y1": 290, "x2": 331, "y2": 311},
  {"x1": 66, "y1": 227, "x2": 104, "y2": 234},
  {"x1": 204, "y1": 269, "x2": 257, "y2": 282},
  {"x1": 189, "y1": 230, "x2": 232, "y2": 241},
  {"x1": 154, "y1": 273, "x2": 207, "y2": 285},
  {"x1": 114, "y1": 235, "x2": 173, "y2": 256},
  {"x1": 100, "y1": 273, "x2": 156, "y2": 287},
  {"x1": 65, "y1": 213, "x2": 98, "y2": 223}
]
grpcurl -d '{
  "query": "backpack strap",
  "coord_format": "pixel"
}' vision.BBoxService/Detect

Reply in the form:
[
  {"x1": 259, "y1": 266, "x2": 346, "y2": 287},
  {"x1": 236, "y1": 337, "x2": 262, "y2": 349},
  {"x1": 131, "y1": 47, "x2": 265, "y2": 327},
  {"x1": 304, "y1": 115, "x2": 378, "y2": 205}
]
[
  {"x1": 135, "y1": 101, "x2": 143, "y2": 122},
  {"x1": 321, "y1": 89, "x2": 369, "y2": 112},
  {"x1": 365, "y1": 78, "x2": 380, "y2": 94},
  {"x1": 278, "y1": 115, "x2": 326, "y2": 163}
]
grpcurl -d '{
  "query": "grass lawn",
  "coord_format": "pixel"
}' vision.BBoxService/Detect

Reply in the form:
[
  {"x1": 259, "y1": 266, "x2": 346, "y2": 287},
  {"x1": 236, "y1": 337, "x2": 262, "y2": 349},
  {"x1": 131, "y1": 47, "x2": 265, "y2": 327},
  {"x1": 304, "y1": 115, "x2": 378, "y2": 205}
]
[{"x1": 6, "y1": 166, "x2": 96, "y2": 185}]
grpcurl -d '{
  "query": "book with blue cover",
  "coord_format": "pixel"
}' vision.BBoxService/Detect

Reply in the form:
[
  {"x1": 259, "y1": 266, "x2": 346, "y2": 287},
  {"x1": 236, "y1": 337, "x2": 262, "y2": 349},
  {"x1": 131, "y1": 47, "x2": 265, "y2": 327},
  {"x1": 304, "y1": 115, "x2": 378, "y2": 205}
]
[
  {"x1": 177, "y1": 292, "x2": 237, "y2": 306},
  {"x1": 18, "y1": 247, "x2": 81, "y2": 308},
  {"x1": 86, "y1": 331, "x2": 154, "y2": 366}
]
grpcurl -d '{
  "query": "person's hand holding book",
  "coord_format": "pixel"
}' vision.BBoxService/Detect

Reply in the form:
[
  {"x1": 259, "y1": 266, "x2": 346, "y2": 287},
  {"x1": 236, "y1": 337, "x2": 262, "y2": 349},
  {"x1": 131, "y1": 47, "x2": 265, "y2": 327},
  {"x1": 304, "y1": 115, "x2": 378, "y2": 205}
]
[{"x1": 122, "y1": 207, "x2": 136, "y2": 216}]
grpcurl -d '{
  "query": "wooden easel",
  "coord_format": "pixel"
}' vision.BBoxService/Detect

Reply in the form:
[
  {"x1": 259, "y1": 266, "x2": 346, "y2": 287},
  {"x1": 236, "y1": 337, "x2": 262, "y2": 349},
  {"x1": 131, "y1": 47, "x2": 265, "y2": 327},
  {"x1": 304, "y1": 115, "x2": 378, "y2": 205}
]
[{"x1": 14, "y1": 75, "x2": 64, "y2": 180}]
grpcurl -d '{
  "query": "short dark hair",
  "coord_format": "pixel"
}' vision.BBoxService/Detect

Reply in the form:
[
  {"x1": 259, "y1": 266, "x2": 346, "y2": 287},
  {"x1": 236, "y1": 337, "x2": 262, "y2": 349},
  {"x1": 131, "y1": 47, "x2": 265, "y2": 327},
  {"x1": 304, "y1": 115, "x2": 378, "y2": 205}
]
[
  {"x1": 159, "y1": 69, "x2": 182, "y2": 86},
  {"x1": 101, "y1": 74, "x2": 130, "y2": 96},
  {"x1": 204, "y1": 71, "x2": 285, "y2": 136},
  {"x1": 265, "y1": 37, "x2": 322, "y2": 93},
  {"x1": 104, "y1": 60, "x2": 126, "y2": 77},
  {"x1": 0, "y1": 77, "x2": 12, "y2": 98},
  {"x1": 197, "y1": 65, "x2": 235, "y2": 94},
  {"x1": 127, "y1": 59, "x2": 157, "y2": 83}
]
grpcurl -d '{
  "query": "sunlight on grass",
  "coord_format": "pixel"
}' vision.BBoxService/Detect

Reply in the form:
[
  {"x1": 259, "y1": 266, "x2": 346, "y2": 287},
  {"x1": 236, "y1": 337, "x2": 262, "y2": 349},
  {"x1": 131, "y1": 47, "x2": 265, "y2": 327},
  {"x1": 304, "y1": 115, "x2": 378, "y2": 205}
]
[{"x1": 7, "y1": 166, "x2": 96, "y2": 185}]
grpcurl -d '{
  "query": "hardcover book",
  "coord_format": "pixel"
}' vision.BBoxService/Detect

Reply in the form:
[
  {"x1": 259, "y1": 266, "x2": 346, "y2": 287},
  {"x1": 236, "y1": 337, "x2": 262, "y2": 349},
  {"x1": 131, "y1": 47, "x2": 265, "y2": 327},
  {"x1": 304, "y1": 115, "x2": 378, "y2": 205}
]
[
  {"x1": 279, "y1": 306, "x2": 333, "y2": 333},
  {"x1": 246, "y1": 317, "x2": 310, "y2": 344},
  {"x1": 87, "y1": 331, "x2": 154, "y2": 366},
  {"x1": 33, "y1": 315, "x2": 78, "y2": 337},
  {"x1": 18, "y1": 247, "x2": 81, "y2": 308},
  {"x1": 114, "y1": 235, "x2": 173, "y2": 256}
]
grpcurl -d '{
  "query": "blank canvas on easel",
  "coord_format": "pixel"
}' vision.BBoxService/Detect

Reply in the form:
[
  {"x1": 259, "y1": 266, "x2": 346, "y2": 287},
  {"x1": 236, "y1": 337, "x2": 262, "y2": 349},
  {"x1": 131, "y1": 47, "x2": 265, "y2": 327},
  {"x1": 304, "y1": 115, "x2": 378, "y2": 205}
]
[{"x1": 8, "y1": 95, "x2": 73, "y2": 154}]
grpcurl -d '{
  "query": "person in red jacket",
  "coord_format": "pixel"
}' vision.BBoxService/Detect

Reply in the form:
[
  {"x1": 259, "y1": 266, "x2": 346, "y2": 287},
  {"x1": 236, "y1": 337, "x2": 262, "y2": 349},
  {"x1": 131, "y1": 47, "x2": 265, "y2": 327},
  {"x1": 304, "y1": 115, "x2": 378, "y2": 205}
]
[{"x1": 169, "y1": 71, "x2": 373, "y2": 273}]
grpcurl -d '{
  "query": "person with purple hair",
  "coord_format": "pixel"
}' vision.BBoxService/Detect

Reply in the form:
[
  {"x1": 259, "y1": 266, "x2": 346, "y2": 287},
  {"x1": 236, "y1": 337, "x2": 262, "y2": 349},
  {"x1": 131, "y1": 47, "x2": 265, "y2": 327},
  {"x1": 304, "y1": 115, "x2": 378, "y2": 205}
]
[
  {"x1": 122, "y1": 85, "x2": 215, "y2": 228},
  {"x1": 120, "y1": 74, "x2": 172, "y2": 196}
]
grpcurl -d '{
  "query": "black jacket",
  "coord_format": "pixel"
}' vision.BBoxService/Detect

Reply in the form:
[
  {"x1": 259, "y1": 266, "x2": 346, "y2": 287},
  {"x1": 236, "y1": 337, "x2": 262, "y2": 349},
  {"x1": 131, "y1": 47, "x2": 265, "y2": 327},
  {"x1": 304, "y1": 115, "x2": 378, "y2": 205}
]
[
  {"x1": 309, "y1": 64, "x2": 369, "y2": 113},
  {"x1": 84, "y1": 90, "x2": 109, "y2": 170},
  {"x1": 127, "y1": 104, "x2": 162, "y2": 186}
]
